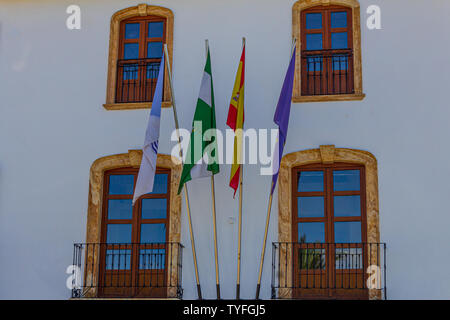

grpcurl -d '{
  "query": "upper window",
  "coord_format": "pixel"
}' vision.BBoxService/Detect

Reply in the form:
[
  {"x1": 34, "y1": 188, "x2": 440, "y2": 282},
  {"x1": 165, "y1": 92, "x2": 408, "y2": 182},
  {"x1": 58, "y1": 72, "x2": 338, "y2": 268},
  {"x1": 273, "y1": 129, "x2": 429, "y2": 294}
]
[
  {"x1": 104, "y1": 4, "x2": 174, "y2": 110},
  {"x1": 301, "y1": 6, "x2": 353, "y2": 96},
  {"x1": 116, "y1": 16, "x2": 165, "y2": 104},
  {"x1": 292, "y1": 0, "x2": 364, "y2": 103}
]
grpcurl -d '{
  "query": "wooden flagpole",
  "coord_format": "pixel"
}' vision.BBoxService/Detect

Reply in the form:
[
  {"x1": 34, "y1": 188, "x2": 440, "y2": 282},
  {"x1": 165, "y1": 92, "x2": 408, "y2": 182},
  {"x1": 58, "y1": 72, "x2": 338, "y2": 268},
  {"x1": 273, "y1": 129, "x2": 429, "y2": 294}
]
[
  {"x1": 255, "y1": 182, "x2": 273, "y2": 299},
  {"x1": 205, "y1": 39, "x2": 221, "y2": 300},
  {"x1": 236, "y1": 37, "x2": 246, "y2": 300},
  {"x1": 255, "y1": 39, "x2": 296, "y2": 299},
  {"x1": 211, "y1": 175, "x2": 220, "y2": 299},
  {"x1": 164, "y1": 44, "x2": 202, "y2": 300}
]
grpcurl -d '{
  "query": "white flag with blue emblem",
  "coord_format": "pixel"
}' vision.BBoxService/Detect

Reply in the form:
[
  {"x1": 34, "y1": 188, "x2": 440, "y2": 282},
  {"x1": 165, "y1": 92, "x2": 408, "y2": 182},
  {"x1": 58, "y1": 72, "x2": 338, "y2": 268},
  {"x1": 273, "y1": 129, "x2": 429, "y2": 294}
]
[{"x1": 133, "y1": 53, "x2": 165, "y2": 205}]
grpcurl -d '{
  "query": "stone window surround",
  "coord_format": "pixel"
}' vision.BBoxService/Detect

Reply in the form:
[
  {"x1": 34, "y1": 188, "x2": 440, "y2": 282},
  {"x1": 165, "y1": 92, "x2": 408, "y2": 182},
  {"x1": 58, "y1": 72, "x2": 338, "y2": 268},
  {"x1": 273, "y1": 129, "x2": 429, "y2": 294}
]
[
  {"x1": 104, "y1": 4, "x2": 174, "y2": 111},
  {"x1": 292, "y1": 0, "x2": 365, "y2": 103},
  {"x1": 277, "y1": 145, "x2": 381, "y2": 299},
  {"x1": 84, "y1": 151, "x2": 182, "y2": 298}
]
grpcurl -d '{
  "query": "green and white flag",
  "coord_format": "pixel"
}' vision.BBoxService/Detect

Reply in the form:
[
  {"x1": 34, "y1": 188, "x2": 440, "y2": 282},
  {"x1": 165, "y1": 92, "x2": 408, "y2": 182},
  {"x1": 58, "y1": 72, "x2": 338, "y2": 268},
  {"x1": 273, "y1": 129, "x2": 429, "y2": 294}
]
[{"x1": 178, "y1": 46, "x2": 220, "y2": 194}]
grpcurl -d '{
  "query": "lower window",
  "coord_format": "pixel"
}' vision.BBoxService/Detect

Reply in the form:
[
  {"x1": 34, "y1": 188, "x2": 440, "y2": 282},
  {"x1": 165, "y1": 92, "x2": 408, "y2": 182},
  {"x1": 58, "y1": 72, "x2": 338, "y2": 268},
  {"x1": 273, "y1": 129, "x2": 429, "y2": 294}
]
[
  {"x1": 292, "y1": 163, "x2": 369, "y2": 299},
  {"x1": 97, "y1": 167, "x2": 172, "y2": 298}
]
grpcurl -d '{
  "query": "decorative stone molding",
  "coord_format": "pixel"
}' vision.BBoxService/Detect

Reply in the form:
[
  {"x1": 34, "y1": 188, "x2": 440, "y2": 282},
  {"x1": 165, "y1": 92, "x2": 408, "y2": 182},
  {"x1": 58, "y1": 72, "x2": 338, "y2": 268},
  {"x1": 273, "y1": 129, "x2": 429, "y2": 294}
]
[
  {"x1": 277, "y1": 146, "x2": 380, "y2": 299},
  {"x1": 84, "y1": 151, "x2": 182, "y2": 298},
  {"x1": 319, "y1": 144, "x2": 336, "y2": 164},
  {"x1": 292, "y1": 0, "x2": 364, "y2": 103},
  {"x1": 104, "y1": 4, "x2": 174, "y2": 110}
]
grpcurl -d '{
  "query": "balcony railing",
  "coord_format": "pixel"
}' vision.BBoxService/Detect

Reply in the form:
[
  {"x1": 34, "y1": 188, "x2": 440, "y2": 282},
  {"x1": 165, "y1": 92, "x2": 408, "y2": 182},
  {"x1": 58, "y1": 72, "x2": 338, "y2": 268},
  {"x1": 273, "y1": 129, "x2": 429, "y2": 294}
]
[
  {"x1": 301, "y1": 49, "x2": 354, "y2": 96},
  {"x1": 271, "y1": 242, "x2": 386, "y2": 300},
  {"x1": 70, "y1": 242, "x2": 183, "y2": 299},
  {"x1": 115, "y1": 58, "x2": 163, "y2": 103}
]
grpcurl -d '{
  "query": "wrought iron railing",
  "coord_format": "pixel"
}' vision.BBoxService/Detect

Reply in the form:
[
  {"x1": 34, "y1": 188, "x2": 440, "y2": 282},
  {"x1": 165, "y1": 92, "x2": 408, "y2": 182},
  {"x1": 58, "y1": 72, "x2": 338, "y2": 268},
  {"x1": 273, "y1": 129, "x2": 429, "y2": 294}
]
[
  {"x1": 115, "y1": 58, "x2": 163, "y2": 103},
  {"x1": 70, "y1": 242, "x2": 183, "y2": 299},
  {"x1": 271, "y1": 242, "x2": 386, "y2": 300},
  {"x1": 301, "y1": 49, "x2": 354, "y2": 96}
]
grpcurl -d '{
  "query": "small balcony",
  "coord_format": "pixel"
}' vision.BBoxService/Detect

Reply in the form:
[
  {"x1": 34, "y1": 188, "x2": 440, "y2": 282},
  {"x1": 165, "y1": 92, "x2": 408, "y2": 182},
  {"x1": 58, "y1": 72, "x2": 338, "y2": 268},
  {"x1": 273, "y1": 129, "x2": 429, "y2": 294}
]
[
  {"x1": 115, "y1": 58, "x2": 163, "y2": 103},
  {"x1": 70, "y1": 242, "x2": 183, "y2": 299},
  {"x1": 301, "y1": 49, "x2": 354, "y2": 96},
  {"x1": 271, "y1": 242, "x2": 386, "y2": 300}
]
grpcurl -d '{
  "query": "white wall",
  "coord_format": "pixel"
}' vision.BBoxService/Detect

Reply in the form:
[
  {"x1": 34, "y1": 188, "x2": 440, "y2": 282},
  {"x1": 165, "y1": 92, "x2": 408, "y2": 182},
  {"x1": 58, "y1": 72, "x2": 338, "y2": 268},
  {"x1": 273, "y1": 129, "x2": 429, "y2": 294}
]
[{"x1": 0, "y1": 0, "x2": 449, "y2": 299}]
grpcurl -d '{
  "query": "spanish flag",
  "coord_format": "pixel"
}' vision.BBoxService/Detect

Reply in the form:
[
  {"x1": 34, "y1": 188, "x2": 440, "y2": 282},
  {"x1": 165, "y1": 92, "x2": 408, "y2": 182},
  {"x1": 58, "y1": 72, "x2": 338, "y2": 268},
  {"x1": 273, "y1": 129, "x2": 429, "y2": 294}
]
[{"x1": 226, "y1": 43, "x2": 245, "y2": 196}]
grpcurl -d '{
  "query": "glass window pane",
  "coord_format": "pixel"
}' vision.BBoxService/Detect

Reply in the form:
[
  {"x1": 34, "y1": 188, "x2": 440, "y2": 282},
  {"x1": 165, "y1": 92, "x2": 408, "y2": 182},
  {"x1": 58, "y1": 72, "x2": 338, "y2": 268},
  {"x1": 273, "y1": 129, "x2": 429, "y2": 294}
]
[
  {"x1": 105, "y1": 249, "x2": 131, "y2": 270},
  {"x1": 147, "y1": 42, "x2": 163, "y2": 58},
  {"x1": 146, "y1": 62, "x2": 160, "y2": 79},
  {"x1": 306, "y1": 56, "x2": 323, "y2": 72},
  {"x1": 334, "y1": 195, "x2": 361, "y2": 217},
  {"x1": 334, "y1": 222, "x2": 361, "y2": 243},
  {"x1": 298, "y1": 171, "x2": 324, "y2": 192},
  {"x1": 109, "y1": 175, "x2": 134, "y2": 195},
  {"x1": 306, "y1": 13, "x2": 322, "y2": 29},
  {"x1": 123, "y1": 64, "x2": 139, "y2": 80},
  {"x1": 124, "y1": 43, "x2": 139, "y2": 59},
  {"x1": 106, "y1": 224, "x2": 132, "y2": 244},
  {"x1": 331, "y1": 32, "x2": 348, "y2": 49},
  {"x1": 298, "y1": 222, "x2": 325, "y2": 243},
  {"x1": 298, "y1": 197, "x2": 324, "y2": 218},
  {"x1": 331, "y1": 12, "x2": 347, "y2": 28},
  {"x1": 108, "y1": 199, "x2": 133, "y2": 219},
  {"x1": 139, "y1": 248, "x2": 165, "y2": 269},
  {"x1": 332, "y1": 55, "x2": 349, "y2": 71},
  {"x1": 148, "y1": 174, "x2": 168, "y2": 194},
  {"x1": 335, "y1": 248, "x2": 363, "y2": 270},
  {"x1": 142, "y1": 198, "x2": 167, "y2": 219},
  {"x1": 298, "y1": 247, "x2": 326, "y2": 270},
  {"x1": 148, "y1": 22, "x2": 164, "y2": 38},
  {"x1": 333, "y1": 170, "x2": 360, "y2": 191},
  {"x1": 306, "y1": 33, "x2": 322, "y2": 50},
  {"x1": 140, "y1": 223, "x2": 166, "y2": 243},
  {"x1": 125, "y1": 23, "x2": 140, "y2": 39}
]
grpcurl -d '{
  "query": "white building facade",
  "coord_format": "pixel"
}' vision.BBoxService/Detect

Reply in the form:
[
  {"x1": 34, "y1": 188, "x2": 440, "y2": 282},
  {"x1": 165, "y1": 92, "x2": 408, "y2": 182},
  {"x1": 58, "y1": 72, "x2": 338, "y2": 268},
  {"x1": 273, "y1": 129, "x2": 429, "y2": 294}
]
[{"x1": 1, "y1": 0, "x2": 450, "y2": 300}]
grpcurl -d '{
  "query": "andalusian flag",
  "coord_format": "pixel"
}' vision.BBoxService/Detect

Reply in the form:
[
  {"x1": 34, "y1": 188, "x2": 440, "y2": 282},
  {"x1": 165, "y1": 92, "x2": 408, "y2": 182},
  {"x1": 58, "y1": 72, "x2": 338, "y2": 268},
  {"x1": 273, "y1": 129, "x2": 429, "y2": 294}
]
[
  {"x1": 226, "y1": 44, "x2": 245, "y2": 196},
  {"x1": 178, "y1": 46, "x2": 219, "y2": 194}
]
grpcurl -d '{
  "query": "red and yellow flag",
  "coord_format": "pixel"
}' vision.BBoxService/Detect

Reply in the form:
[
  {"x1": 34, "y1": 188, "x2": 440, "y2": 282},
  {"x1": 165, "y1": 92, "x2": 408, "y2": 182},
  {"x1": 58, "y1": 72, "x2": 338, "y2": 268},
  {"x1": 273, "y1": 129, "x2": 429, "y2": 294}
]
[{"x1": 226, "y1": 44, "x2": 245, "y2": 196}]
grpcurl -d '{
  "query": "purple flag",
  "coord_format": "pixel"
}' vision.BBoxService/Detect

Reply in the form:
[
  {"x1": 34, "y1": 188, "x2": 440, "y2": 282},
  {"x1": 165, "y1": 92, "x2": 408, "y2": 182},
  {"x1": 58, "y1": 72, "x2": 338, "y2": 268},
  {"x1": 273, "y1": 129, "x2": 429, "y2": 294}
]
[{"x1": 271, "y1": 47, "x2": 296, "y2": 195}]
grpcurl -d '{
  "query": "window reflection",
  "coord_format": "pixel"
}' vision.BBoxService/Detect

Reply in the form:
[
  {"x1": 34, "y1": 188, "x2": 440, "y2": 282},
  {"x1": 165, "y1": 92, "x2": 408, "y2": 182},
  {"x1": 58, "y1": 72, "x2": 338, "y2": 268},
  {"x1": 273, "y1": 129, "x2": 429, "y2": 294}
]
[
  {"x1": 298, "y1": 171, "x2": 324, "y2": 192},
  {"x1": 298, "y1": 222, "x2": 325, "y2": 243},
  {"x1": 333, "y1": 170, "x2": 360, "y2": 191},
  {"x1": 334, "y1": 222, "x2": 361, "y2": 243}
]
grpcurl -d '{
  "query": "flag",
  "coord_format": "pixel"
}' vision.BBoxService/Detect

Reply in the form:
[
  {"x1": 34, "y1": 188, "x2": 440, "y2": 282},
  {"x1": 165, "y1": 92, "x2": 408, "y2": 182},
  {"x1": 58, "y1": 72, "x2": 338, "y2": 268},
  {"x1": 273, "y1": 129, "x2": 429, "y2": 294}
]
[
  {"x1": 226, "y1": 44, "x2": 245, "y2": 196},
  {"x1": 132, "y1": 53, "x2": 165, "y2": 204},
  {"x1": 178, "y1": 45, "x2": 219, "y2": 194},
  {"x1": 271, "y1": 47, "x2": 296, "y2": 195}
]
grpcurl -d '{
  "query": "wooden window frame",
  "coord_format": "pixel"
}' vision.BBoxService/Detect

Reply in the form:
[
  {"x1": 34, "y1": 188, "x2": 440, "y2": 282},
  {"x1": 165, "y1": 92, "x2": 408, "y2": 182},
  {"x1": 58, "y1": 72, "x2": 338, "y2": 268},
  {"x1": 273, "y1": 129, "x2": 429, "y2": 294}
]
[
  {"x1": 115, "y1": 16, "x2": 167, "y2": 104},
  {"x1": 100, "y1": 167, "x2": 171, "y2": 245},
  {"x1": 300, "y1": 6, "x2": 354, "y2": 96},
  {"x1": 104, "y1": 4, "x2": 173, "y2": 111},
  {"x1": 292, "y1": 0, "x2": 365, "y2": 103},
  {"x1": 98, "y1": 167, "x2": 170, "y2": 298},
  {"x1": 291, "y1": 163, "x2": 368, "y2": 299},
  {"x1": 292, "y1": 163, "x2": 366, "y2": 246}
]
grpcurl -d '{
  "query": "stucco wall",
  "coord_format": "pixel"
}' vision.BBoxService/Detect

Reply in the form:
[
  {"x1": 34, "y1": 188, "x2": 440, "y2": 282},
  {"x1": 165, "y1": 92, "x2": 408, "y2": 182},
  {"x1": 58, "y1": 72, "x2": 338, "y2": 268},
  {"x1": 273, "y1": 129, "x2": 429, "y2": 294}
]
[{"x1": 0, "y1": 0, "x2": 449, "y2": 299}]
